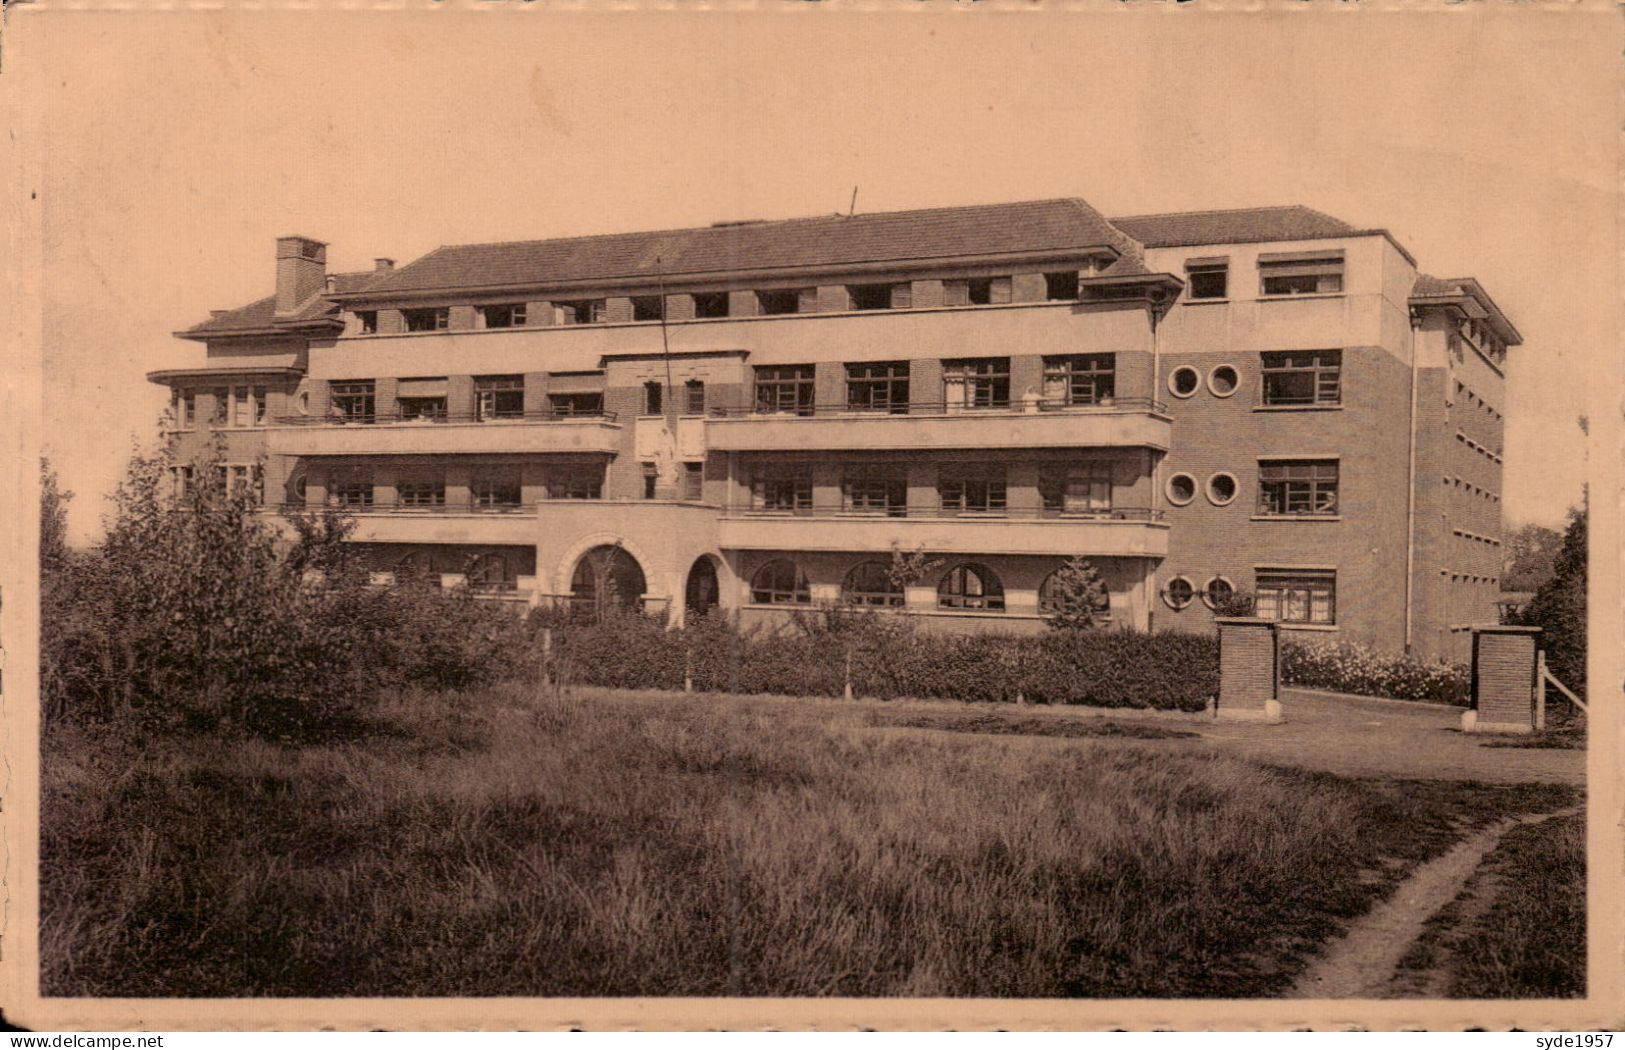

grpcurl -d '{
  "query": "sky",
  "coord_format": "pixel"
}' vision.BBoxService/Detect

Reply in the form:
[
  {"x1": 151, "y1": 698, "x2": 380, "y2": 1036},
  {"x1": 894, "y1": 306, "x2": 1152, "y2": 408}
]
[{"x1": 14, "y1": 4, "x2": 1617, "y2": 544}]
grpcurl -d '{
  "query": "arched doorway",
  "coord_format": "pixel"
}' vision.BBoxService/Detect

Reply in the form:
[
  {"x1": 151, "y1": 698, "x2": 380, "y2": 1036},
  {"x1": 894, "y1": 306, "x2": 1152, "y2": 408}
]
[
  {"x1": 685, "y1": 557, "x2": 720, "y2": 619},
  {"x1": 570, "y1": 544, "x2": 647, "y2": 616}
]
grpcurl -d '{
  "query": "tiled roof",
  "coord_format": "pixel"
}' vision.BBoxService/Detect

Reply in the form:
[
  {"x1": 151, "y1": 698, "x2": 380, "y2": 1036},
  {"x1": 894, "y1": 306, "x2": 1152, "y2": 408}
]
[
  {"x1": 1108, "y1": 206, "x2": 1363, "y2": 249},
  {"x1": 1412, "y1": 273, "x2": 1521, "y2": 345},
  {"x1": 1412, "y1": 274, "x2": 1468, "y2": 298},
  {"x1": 356, "y1": 198, "x2": 1141, "y2": 296},
  {"x1": 181, "y1": 270, "x2": 386, "y2": 335}
]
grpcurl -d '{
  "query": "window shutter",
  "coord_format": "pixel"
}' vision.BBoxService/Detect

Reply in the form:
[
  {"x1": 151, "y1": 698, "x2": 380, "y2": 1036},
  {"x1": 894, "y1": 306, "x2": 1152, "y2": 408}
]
[
  {"x1": 990, "y1": 277, "x2": 1013, "y2": 305},
  {"x1": 890, "y1": 283, "x2": 912, "y2": 309}
]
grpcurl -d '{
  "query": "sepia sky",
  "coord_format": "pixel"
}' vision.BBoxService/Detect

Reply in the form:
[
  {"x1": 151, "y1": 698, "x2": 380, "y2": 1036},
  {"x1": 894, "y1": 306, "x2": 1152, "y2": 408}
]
[{"x1": 16, "y1": 4, "x2": 1616, "y2": 544}]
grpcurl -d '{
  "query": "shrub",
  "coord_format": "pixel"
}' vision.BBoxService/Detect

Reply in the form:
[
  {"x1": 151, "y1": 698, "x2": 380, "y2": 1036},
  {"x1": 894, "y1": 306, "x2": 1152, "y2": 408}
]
[
  {"x1": 1280, "y1": 638, "x2": 1469, "y2": 705},
  {"x1": 1514, "y1": 504, "x2": 1585, "y2": 697},
  {"x1": 534, "y1": 614, "x2": 1218, "y2": 712}
]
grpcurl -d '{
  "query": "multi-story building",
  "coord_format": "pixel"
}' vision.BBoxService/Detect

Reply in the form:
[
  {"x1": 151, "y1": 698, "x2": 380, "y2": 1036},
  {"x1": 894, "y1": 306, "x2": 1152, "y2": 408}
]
[{"x1": 152, "y1": 198, "x2": 1519, "y2": 659}]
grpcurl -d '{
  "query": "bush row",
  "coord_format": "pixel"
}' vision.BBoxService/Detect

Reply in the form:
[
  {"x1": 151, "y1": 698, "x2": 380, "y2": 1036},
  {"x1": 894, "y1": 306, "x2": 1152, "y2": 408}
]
[
  {"x1": 537, "y1": 608, "x2": 1218, "y2": 712},
  {"x1": 1280, "y1": 638, "x2": 1469, "y2": 706}
]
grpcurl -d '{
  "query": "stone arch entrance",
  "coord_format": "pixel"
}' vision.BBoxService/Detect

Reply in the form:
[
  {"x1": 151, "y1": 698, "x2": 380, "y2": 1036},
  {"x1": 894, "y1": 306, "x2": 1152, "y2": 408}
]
[
  {"x1": 684, "y1": 556, "x2": 721, "y2": 619},
  {"x1": 570, "y1": 544, "x2": 647, "y2": 616}
]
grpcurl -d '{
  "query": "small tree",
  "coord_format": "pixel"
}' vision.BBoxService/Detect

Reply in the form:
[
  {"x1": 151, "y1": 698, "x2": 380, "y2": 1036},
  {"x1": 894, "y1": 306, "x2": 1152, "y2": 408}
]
[
  {"x1": 40, "y1": 456, "x2": 72, "y2": 573},
  {"x1": 887, "y1": 543, "x2": 943, "y2": 592},
  {"x1": 1042, "y1": 557, "x2": 1110, "y2": 631}
]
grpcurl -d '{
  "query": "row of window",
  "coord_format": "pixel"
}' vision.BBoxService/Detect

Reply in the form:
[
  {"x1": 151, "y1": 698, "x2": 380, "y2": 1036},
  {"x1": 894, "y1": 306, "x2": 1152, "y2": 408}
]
[
  {"x1": 319, "y1": 467, "x2": 605, "y2": 510},
  {"x1": 1454, "y1": 380, "x2": 1503, "y2": 422},
  {"x1": 1163, "y1": 569, "x2": 1337, "y2": 625},
  {"x1": 747, "y1": 465, "x2": 1115, "y2": 518},
  {"x1": 1451, "y1": 527, "x2": 1503, "y2": 549},
  {"x1": 1183, "y1": 252, "x2": 1346, "y2": 301},
  {"x1": 1445, "y1": 475, "x2": 1501, "y2": 505},
  {"x1": 171, "y1": 464, "x2": 265, "y2": 500},
  {"x1": 1449, "y1": 317, "x2": 1509, "y2": 367},
  {"x1": 171, "y1": 385, "x2": 270, "y2": 428},
  {"x1": 1455, "y1": 430, "x2": 1504, "y2": 464},
  {"x1": 353, "y1": 272, "x2": 1089, "y2": 334},
  {"x1": 751, "y1": 355, "x2": 1118, "y2": 416},
  {"x1": 749, "y1": 558, "x2": 1106, "y2": 617},
  {"x1": 1167, "y1": 351, "x2": 1343, "y2": 407},
  {"x1": 1165, "y1": 460, "x2": 1339, "y2": 516}
]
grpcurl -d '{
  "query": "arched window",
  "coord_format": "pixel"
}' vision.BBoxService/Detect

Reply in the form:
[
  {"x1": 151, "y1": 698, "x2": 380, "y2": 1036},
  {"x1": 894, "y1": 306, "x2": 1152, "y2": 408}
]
[
  {"x1": 750, "y1": 559, "x2": 809, "y2": 605},
  {"x1": 938, "y1": 563, "x2": 1005, "y2": 611},
  {"x1": 843, "y1": 561, "x2": 904, "y2": 608},
  {"x1": 571, "y1": 545, "x2": 646, "y2": 612},
  {"x1": 1038, "y1": 568, "x2": 1111, "y2": 619},
  {"x1": 396, "y1": 550, "x2": 431, "y2": 584}
]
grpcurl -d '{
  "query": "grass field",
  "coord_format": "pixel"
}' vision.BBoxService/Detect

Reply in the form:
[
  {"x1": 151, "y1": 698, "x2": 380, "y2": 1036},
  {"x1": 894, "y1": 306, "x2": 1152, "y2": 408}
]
[{"x1": 41, "y1": 685, "x2": 1578, "y2": 998}]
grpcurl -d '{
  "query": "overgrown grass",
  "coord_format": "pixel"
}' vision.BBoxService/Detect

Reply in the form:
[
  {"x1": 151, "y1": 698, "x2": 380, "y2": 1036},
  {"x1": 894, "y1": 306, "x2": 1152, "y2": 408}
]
[
  {"x1": 1395, "y1": 812, "x2": 1585, "y2": 998},
  {"x1": 41, "y1": 687, "x2": 1576, "y2": 999}
]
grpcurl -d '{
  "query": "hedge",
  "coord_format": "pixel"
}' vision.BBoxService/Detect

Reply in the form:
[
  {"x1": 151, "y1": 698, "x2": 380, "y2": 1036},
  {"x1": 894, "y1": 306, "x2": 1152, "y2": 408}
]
[
  {"x1": 1280, "y1": 638, "x2": 1469, "y2": 706},
  {"x1": 534, "y1": 610, "x2": 1218, "y2": 712}
]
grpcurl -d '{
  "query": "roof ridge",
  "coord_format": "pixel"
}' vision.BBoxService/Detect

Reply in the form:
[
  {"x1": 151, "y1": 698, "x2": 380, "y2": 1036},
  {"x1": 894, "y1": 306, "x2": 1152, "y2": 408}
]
[
  {"x1": 1109, "y1": 204, "x2": 1318, "y2": 222},
  {"x1": 424, "y1": 197, "x2": 1093, "y2": 254}
]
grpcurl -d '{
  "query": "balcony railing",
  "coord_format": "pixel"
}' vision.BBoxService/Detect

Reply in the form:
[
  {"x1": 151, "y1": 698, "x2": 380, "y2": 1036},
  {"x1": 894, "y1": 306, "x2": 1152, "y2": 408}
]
[
  {"x1": 725, "y1": 506, "x2": 1164, "y2": 522},
  {"x1": 706, "y1": 396, "x2": 1166, "y2": 418},
  {"x1": 270, "y1": 499, "x2": 532, "y2": 515},
  {"x1": 274, "y1": 406, "x2": 617, "y2": 426}
]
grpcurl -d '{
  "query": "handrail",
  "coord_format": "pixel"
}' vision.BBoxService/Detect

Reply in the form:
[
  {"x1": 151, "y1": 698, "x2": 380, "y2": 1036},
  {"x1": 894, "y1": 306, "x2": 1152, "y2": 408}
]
[
  {"x1": 721, "y1": 506, "x2": 1165, "y2": 522},
  {"x1": 272, "y1": 407, "x2": 618, "y2": 426},
  {"x1": 707, "y1": 397, "x2": 1166, "y2": 418},
  {"x1": 269, "y1": 500, "x2": 531, "y2": 515}
]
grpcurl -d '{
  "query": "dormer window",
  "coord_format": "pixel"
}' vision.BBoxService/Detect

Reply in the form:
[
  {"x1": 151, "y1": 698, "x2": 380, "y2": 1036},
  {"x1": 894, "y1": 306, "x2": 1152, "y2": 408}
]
[
  {"x1": 356, "y1": 310, "x2": 378, "y2": 334},
  {"x1": 1185, "y1": 259, "x2": 1228, "y2": 300},
  {"x1": 848, "y1": 283, "x2": 907, "y2": 311},
  {"x1": 1259, "y1": 251, "x2": 1344, "y2": 296},
  {"x1": 481, "y1": 304, "x2": 526, "y2": 328},
  {"x1": 403, "y1": 307, "x2": 449, "y2": 332}
]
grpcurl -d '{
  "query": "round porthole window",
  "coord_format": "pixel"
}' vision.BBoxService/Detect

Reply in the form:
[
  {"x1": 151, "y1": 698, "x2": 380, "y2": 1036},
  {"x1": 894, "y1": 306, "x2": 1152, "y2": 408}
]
[
  {"x1": 1168, "y1": 366, "x2": 1201, "y2": 399},
  {"x1": 296, "y1": 391, "x2": 311, "y2": 416},
  {"x1": 1208, "y1": 365, "x2": 1239, "y2": 397},
  {"x1": 1207, "y1": 472, "x2": 1238, "y2": 506},
  {"x1": 1167, "y1": 472, "x2": 1197, "y2": 506},
  {"x1": 1164, "y1": 576, "x2": 1195, "y2": 611},
  {"x1": 1202, "y1": 576, "x2": 1235, "y2": 611}
]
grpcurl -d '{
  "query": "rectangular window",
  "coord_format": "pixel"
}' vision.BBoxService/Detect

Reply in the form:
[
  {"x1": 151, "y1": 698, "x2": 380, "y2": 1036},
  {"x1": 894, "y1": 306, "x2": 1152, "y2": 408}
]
[
  {"x1": 1039, "y1": 465, "x2": 1113, "y2": 516},
  {"x1": 682, "y1": 462, "x2": 704, "y2": 501},
  {"x1": 330, "y1": 380, "x2": 375, "y2": 423},
  {"x1": 481, "y1": 303, "x2": 526, "y2": 328},
  {"x1": 210, "y1": 387, "x2": 229, "y2": 425},
  {"x1": 548, "y1": 392, "x2": 603, "y2": 417},
  {"x1": 546, "y1": 467, "x2": 603, "y2": 500},
  {"x1": 684, "y1": 380, "x2": 706, "y2": 416},
  {"x1": 754, "y1": 365, "x2": 816, "y2": 415},
  {"x1": 397, "y1": 478, "x2": 447, "y2": 509},
  {"x1": 1259, "y1": 252, "x2": 1344, "y2": 296},
  {"x1": 642, "y1": 464, "x2": 659, "y2": 500},
  {"x1": 1041, "y1": 354, "x2": 1116, "y2": 406},
  {"x1": 252, "y1": 386, "x2": 268, "y2": 425},
  {"x1": 693, "y1": 292, "x2": 729, "y2": 319},
  {"x1": 1261, "y1": 350, "x2": 1341, "y2": 406},
  {"x1": 945, "y1": 276, "x2": 1013, "y2": 306},
  {"x1": 847, "y1": 283, "x2": 901, "y2": 311},
  {"x1": 942, "y1": 358, "x2": 1010, "y2": 410},
  {"x1": 397, "y1": 396, "x2": 447, "y2": 421},
  {"x1": 1255, "y1": 569, "x2": 1337, "y2": 625},
  {"x1": 330, "y1": 478, "x2": 374, "y2": 509},
  {"x1": 233, "y1": 387, "x2": 250, "y2": 426},
  {"x1": 225, "y1": 465, "x2": 264, "y2": 505},
  {"x1": 1044, "y1": 271, "x2": 1079, "y2": 301},
  {"x1": 1259, "y1": 459, "x2": 1340, "y2": 516},
  {"x1": 474, "y1": 375, "x2": 525, "y2": 421},
  {"x1": 846, "y1": 361, "x2": 910, "y2": 414},
  {"x1": 402, "y1": 307, "x2": 450, "y2": 332},
  {"x1": 555, "y1": 299, "x2": 605, "y2": 325},
  {"x1": 357, "y1": 310, "x2": 378, "y2": 335},
  {"x1": 632, "y1": 295, "x2": 664, "y2": 322},
  {"x1": 181, "y1": 390, "x2": 196, "y2": 427},
  {"x1": 842, "y1": 469, "x2": 907, "y2": 517},
  {"x1": 1185, "y1": 260, "x2": 1228, "y2": 300},
  {"x1": 471, "y1": 473, "x2": 522, "y2": 511},
  {"x1": 939, "y1": 467, "x2": 1008, "y2": 516},
  {"x1": 643, "y1": 382, "x2": 664, "y2": 416},
  {"x1": 751, "y1": 473, "x2": 814, "y2": 514},
  {"x1": 756, "y1": 289, "x2": 804, "y2": 316}
]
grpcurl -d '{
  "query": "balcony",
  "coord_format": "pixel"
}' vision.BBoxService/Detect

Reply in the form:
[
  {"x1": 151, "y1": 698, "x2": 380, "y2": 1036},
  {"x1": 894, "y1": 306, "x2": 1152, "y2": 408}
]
[
  {"x1": 269, "y1": 500, "x2": 541, "y2": 544},
  {"x1": 265, "y1": 408, "x2": 622, "y2": 457},
  {"x1": 706, "y1": 399, "x2": 1170, "y2": 453},
  {"x1": 717, "y1": 506, "x2": 1169, "y2": 558}
]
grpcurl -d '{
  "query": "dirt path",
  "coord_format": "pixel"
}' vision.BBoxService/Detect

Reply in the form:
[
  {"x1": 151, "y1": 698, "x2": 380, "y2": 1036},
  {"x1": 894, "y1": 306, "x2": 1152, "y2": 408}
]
[{"x1": 1286, "y1": 807, "x2": 1583, "y2": 999}]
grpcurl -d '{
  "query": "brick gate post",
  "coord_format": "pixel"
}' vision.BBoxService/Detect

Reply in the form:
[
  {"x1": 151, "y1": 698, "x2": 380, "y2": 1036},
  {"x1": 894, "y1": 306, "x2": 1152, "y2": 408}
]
[
  {"x1": 1466, "y1": 625, "x2": 1542, "y2": 734},
  {"x1": 1215, "y1": 617, "x2": 1284, "y2": 724}
]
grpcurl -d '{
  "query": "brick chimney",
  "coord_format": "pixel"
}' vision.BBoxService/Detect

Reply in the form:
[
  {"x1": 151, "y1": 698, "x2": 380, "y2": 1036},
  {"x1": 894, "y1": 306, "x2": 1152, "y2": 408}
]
[
  {"x1": 275, "y1": 235, "x2": 328, "y2": 317},
  {"x1": 374, "y1": 258, "x2": 395, "y2": 273}
]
